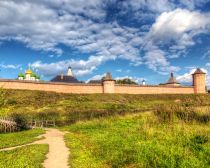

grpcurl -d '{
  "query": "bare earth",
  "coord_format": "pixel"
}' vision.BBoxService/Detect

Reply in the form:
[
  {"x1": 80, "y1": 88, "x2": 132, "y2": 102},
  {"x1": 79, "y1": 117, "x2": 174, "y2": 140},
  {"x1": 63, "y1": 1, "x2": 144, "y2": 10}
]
[{"x1": 0, "y1": 128, "x2": 70, "y2": 168}]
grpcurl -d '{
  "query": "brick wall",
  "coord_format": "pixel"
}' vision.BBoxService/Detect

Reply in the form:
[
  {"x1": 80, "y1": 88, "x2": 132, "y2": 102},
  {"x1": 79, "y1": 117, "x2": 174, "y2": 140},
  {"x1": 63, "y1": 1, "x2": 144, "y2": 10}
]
[
  {"x1": 0, "y1": 79, "x2": 196, "y2": 94},
  {"x1": 0, "y1": 80, "x2": 103, "y2": 94},
  {"x1": 115, "y1": 85, "x2": 194, "y2": 94}
]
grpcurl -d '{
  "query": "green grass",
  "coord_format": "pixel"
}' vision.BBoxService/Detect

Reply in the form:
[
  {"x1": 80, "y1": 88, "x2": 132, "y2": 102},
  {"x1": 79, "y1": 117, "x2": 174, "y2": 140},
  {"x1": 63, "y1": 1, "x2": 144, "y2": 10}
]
[
  {"x1": 1, "y1": 89, "x2": 210, "y2": 124},
  {"x1": 0, "y1": 144, "x2": 48, "y2": 168},
  {"x1": 0, "y1": 129, "x2": 45, "y2": 149},
  {"x1": 64, "y1": 112, "x2": 210, "y2": 168}
]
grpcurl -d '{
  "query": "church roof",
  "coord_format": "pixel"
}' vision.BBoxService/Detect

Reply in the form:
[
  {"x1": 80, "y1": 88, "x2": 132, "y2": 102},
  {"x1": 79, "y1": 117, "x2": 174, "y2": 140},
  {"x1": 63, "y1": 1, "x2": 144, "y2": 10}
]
[
  {"x1": 25, "y1": 69, "x2": 33, "y2": 74},
  {"x1": 51, "y1": 75, "x2": 80, "y2": 83},
  {"x1": 166, "y1": 73, "x2": 180, "y2": 84},
  {"x1": 102, "y1": 72, "x2": 114, "y2": 81},
  {"x1": 193, "y1": 68, "x2": 206, "y2": 74}
]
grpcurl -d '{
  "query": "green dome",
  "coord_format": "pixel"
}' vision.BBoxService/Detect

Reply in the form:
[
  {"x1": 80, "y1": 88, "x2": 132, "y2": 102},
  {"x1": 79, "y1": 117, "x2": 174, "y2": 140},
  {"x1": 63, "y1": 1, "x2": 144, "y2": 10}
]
[
  {"x1": 18, "y1": 73, "x2": 24, "y2": 77},
  {"x1": 31, "y1": 73, "x2": 37, "y2": 77},
  {"x1": 36, "y1": 75, "x2": 40, "y2": 79}
]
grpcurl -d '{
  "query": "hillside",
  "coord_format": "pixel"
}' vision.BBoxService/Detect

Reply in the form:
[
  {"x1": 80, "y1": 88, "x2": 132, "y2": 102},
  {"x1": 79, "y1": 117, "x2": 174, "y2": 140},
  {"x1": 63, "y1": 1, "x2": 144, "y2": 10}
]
[
  {"x1": 0, "y1": 89, "x2": 209, "y2": 167},
  {"x1": 1, "y1": 89, "x2": 210, "y2": 123}
]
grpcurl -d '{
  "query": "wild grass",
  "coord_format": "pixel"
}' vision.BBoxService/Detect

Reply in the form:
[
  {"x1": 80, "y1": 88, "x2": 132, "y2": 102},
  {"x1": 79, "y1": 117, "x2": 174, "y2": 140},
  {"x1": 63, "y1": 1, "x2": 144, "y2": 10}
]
[
  {"x1": 1, "y1": 89, "x2": 210, "y2": 125},
  {"x1": 0, "y1": 129, "x2": 45, "y2": 149},
  {"x1": 64, "y1": 112, "x2": 210, "y2": 168},
  {"x1": 0, "y1": 144, "x2": 48, "y2": 168},
  {"x1": 155, "y1": 104, "x2": 210, "y2": 123}
]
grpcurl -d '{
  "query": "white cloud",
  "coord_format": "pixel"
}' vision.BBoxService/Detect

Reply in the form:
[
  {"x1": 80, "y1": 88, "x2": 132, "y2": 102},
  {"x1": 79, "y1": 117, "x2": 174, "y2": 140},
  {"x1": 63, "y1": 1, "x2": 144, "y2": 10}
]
[
  {"x1": 86, "y1": 73, "x2": 106, "y2": 83},
  {"x1": 149, "y1": 9, "x2": 210, "y2": 42},
  {"x1": 0, "y1": 1, "x2": 210, "y2": 78},
  {"x1": 31, "y1": 55, "x2": 104, "y2": 77},
  {"x1": 0, "y1": 63, "x2": 21, "y2": 69}
]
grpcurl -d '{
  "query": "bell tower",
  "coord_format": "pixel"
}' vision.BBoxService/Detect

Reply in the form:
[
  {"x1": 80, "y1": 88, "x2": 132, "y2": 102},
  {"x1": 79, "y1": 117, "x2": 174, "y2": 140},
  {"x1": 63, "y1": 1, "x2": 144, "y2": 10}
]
[
  {"x1": 67, "y1": 66, "x2": 73, "y2": 76},
  {"x1": 192, "y1": 68, "x2": 206, "y2": 93}
]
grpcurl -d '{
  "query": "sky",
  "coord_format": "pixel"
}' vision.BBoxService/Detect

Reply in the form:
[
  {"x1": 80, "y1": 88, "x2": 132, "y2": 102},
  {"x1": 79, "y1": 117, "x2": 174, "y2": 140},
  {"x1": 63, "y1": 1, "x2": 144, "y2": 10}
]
[{"x1": 0, "y1": 0, "x2": 210, "y2": 88}]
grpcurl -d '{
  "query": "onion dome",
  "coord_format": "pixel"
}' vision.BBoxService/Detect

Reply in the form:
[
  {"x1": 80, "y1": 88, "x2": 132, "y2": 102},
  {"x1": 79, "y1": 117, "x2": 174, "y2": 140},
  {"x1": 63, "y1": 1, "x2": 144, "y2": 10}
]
[
  {"x1": 25, "y1": 69, "x2": 33, "y2": 74},
  {"x1": 18, "y1": 73, "x2": 24, "y2": 77},
  {"x1": 36, "y1": 75, "x2": 40, "y2": 79}
]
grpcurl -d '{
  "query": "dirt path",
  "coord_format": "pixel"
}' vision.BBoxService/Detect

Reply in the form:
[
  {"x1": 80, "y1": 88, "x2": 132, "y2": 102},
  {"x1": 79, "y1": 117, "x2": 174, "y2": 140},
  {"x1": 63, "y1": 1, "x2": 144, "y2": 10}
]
[{"x1": 0, "y1": 128, "x2": 70, "y2": 168}]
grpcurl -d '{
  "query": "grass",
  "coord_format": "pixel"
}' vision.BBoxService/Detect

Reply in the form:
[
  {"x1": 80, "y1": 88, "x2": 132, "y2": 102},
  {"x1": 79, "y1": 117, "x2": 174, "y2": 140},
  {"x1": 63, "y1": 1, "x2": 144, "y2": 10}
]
[
  {"x1": 0, "y1": 129, "x2": 45, "y2": 149},
  {"x1": 1, "y1": 89, "x2": 210, "y2": 167},
  {"x1": 1, "y1": 89, "x2": 210, "y2": 125},
  {"x1": 63, "y1": 112, "x2": 210, "y2": 168},
  {"x1": 0, "y1": 144, "x2": 48, "y2": 168}
]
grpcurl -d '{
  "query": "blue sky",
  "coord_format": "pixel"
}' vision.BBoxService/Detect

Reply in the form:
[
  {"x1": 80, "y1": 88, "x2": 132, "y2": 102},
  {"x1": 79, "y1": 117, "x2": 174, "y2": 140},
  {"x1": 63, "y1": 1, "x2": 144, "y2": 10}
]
[{"x1": 0, "y1": 0, "x2": 210, "y2": 87}]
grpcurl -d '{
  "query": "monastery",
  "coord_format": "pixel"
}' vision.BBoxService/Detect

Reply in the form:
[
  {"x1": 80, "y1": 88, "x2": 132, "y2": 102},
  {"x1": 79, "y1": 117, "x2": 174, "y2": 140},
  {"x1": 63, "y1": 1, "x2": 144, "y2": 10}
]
[{"x1": 0, "y1": 67, "x2": 207, "y2": 94}]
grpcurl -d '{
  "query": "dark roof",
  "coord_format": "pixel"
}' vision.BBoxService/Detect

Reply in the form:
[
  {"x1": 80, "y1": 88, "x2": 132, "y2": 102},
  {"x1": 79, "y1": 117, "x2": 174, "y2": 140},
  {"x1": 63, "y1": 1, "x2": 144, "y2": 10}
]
[
  {"x1": 88, "y1": 80, "x2": 101, "y2": 84},
  {"x1": 51, "y1": 75, "x2": 80, "y2": 83},
  {"x1": 102, "y1": 72, "x2": 114, "y2": 81},
  {"x1": 166, "y1": 73, "x2": 180, "y2": 84},
  {"x1": 193, "y1": 68, "x2": 206, "y2": 74}
]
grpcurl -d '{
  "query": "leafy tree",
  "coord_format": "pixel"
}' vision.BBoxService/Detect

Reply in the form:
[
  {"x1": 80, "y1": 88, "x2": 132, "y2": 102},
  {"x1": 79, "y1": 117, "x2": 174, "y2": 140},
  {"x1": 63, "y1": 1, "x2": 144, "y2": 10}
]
[{"x1": 116, "y1": 78, "x2": 138, "y2": 85}]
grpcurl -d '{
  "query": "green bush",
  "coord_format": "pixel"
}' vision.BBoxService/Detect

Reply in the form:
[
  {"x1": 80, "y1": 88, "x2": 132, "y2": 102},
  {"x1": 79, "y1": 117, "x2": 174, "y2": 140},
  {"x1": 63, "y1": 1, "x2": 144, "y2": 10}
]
[{"x1": 10, "y1": 113, "x2": 29, "y2": 131}]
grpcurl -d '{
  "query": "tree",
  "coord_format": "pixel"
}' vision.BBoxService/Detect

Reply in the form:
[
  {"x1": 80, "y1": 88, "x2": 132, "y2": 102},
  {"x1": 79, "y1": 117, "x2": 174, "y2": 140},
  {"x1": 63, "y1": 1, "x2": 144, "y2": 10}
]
[{"x1": 116, "y1": 78, "x2": 138, "y2": 85}]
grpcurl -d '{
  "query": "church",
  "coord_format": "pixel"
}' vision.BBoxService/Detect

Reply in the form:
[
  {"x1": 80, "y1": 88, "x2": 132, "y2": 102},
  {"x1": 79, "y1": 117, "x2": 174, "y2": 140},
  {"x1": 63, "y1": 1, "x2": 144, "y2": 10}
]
[
  {"x1": 51, "y1": 66, "x2": 81, "y2": 83},
  {"x1": 18, "y1": 67, "x2": 40, "y2": 81}
]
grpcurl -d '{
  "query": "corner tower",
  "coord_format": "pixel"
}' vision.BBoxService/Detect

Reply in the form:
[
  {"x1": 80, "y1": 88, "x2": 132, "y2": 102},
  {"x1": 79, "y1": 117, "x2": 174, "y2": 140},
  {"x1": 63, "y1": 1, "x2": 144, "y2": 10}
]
[
  {"x1": 192, "y1": 68, "x2": 206, "y2": 93},
  {"x1": 102, "y1": 72, "x2": 115, "y2": 93}
]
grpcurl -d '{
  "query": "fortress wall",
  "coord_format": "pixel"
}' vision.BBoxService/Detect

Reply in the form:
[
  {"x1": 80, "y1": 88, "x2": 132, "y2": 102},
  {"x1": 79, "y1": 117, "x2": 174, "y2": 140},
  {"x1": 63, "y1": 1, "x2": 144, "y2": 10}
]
[
  {"x1": 0, "y1": 80, "x2": 103, "y2": 94},
  {"x1": 0, "y1": 80, "x2": 195, "y2": 94},
  {"x1": 115, "y1": 85, "x2": 194, "y2": 94}
]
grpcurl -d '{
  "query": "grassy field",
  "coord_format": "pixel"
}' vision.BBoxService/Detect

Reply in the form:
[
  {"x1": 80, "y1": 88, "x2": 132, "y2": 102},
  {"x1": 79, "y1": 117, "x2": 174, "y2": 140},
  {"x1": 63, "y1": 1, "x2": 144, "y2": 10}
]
[
  {"x1": 63, "y1": 112, "x2": 210, "y2": 168},
  {"x1": 0, "y1": 129, "x2": 44, "y2": 149},
  {"x1": 0, "y1": 144, "x2": 48, "y2": 168},
  {"x1": 0, "y1": 89, "x2": 210, "y2": 167},
  {"x1": 0, "y1": 128, "x2": 47, "y2": 168},
  {"x1": 1, "y1": 89, "x2": 210, "y2": 124}
]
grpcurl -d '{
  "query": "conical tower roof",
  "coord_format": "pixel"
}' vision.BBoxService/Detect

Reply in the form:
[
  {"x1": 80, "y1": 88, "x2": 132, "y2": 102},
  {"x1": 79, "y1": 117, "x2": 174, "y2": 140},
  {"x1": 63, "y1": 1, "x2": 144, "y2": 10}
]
[
  {"x1": 193, "y1": 68, "x2": 206, "y2": 74},
  {"x1": 102, "y1": 72, "x2": 115, "y2": 81},
  {"x1": 166, "y1": 73, "x2": 180, "y2": 84}
]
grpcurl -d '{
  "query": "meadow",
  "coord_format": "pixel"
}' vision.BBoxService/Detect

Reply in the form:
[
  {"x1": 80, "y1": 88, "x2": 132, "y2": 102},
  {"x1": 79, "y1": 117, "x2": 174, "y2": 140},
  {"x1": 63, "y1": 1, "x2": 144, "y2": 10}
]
[
  {"x1": 0, "y1": 144, "x2": 48, "y2": 168},
  {"x1": 0, "y1": 128, "x2": 47, "y2": 168},
  {"x1": 63, "y1": 111, "x2": 210, "y2": 168},
  {"x1": 1, "y1": 89, "x2": 210, "y2": 124},
  {"x1": 0, "y1": 89, "x2": 210, "y2": 167}
]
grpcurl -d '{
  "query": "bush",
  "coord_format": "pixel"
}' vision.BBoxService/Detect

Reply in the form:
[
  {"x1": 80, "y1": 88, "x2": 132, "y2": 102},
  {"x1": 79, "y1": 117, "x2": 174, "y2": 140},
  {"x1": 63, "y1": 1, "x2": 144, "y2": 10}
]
[{"x1": 10, "y1": 113, "x2": 29, "y2": 131}]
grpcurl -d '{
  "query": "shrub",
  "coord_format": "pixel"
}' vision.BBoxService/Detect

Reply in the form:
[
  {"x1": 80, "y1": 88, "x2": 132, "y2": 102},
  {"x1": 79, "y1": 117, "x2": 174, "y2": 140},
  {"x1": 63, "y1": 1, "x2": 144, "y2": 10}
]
[{"x1": 10, "y1": 113, "x2": 29, "y2": 131}]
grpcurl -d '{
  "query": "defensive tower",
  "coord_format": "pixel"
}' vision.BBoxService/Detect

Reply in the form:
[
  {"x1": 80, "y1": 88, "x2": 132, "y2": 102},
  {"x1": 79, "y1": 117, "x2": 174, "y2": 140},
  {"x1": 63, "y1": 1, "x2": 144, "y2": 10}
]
[
  {"x1": 102, "y1": 72, "x2": 115, "y2": 93},
  {"x1": 192, "y1": 68, "x2": 206, "y2": 93}
]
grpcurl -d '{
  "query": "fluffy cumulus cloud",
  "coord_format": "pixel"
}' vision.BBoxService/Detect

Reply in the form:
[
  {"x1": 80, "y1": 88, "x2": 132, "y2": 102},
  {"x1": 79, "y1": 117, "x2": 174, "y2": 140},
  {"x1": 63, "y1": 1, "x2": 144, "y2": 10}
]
[
  {"x1": 0, "y1": 0, "x2": 210, "y2": 77},
  {"x1": 31, "y1": 56, "x2": 103, "y2": 77},
  {"x1": 0, "y1": 63, "x2": 21, "y2": 69}
]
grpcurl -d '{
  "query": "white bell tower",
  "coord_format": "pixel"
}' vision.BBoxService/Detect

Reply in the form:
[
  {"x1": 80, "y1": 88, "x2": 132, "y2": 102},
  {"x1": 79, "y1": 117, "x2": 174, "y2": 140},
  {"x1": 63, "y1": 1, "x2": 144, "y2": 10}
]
[{"x1": 67, "y1": 66, "x2": 73, "y2": 76}]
